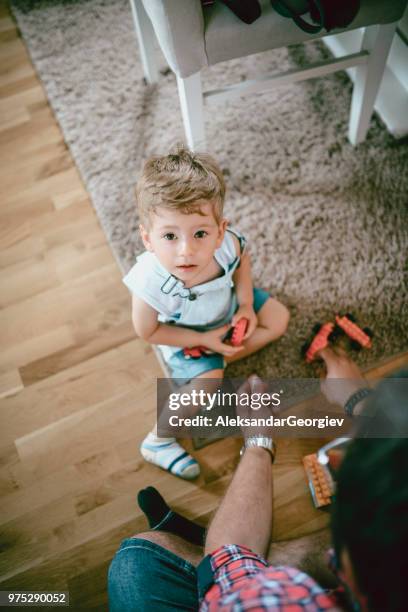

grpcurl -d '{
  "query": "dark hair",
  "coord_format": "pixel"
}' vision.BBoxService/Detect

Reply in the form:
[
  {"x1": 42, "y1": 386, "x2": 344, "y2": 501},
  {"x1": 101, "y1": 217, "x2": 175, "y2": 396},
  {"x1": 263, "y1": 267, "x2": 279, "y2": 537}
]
[{"x1": 331, "y1": 372, "x2": 408, "y2": 611}]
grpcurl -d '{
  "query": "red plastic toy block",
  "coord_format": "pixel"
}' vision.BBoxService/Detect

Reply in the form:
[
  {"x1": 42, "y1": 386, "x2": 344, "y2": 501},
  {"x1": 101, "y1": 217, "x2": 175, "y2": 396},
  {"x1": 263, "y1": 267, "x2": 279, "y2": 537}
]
[
  {"x1": 183, "y1": 318, "x2": 249, "y2": 359},
  {"x1": 230, "y1": 318, "x2": 249, "y2": 346},
  {"x1": 183, "y1": 346, "x2": 208, "y2": 360},
  {"x1": 335, "y1": 315, "x2": 372, "y2": 349},
  {"x1": 305, "y1": 322, "x2": 334, "y2": 363}
]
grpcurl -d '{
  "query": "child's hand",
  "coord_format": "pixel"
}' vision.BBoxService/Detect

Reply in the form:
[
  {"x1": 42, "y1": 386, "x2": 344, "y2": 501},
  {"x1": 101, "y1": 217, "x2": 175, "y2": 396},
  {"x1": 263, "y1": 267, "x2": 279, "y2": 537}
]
[
  {"x1": 232, "y1": 304, "x2": 257, "y2": 342},
  {"x1": 201, "y1": 324, "x2": 244, "y2": 357}
]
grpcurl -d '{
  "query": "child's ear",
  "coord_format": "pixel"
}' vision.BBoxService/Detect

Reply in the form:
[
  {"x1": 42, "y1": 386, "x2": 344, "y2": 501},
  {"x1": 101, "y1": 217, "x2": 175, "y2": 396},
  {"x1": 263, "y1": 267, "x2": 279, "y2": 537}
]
[
  {"x1": 216, "y1": 219, "x2": 228, "y2": 247},
  {"x1": 139, "y1": 224, "x2": 153, "y2": 251}
]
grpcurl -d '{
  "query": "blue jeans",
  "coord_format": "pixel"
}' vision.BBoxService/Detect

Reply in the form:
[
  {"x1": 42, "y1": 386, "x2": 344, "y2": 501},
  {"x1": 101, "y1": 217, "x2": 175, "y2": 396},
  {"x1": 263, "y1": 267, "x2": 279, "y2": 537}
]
[{"x1": 108, "y1": 537, "x2": 198, "y2": 611}]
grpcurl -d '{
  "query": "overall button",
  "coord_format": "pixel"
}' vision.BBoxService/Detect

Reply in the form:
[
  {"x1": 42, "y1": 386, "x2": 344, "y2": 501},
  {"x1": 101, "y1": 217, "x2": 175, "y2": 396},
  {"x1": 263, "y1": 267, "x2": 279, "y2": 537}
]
[{"x1": 188, "y1": 293, "x2": 197, "y2": 301}]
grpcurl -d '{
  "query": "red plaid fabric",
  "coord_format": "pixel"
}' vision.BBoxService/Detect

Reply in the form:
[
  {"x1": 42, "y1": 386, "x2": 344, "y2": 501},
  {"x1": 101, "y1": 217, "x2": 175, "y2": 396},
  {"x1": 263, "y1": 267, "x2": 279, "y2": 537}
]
[{"x1": 200, "y1": 545, "x2": 343, "y2": 611}]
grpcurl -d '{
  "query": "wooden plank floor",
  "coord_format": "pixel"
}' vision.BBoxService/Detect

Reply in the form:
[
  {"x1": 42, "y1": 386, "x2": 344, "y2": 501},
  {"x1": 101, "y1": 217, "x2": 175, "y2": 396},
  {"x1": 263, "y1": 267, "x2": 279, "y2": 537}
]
[{"x1": 0, "y1": 3, "x2": 407, "y2": 609}]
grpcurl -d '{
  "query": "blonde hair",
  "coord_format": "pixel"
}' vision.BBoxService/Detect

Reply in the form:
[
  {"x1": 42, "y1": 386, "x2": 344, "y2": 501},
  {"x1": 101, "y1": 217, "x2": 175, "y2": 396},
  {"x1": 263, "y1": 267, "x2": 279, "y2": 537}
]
[{"x1": 136, "y1": 145, "x2": 226, "y2": 227}]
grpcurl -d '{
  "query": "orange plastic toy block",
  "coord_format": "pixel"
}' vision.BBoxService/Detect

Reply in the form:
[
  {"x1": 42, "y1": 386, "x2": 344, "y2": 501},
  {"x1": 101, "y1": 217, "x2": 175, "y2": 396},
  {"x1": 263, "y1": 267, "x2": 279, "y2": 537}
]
[
  {"x1": 184, "y1": 317, "x2": 249, "y2": 359},
  {"x1": 305, "y1": 322, "x2": 334, "y2": 363},
  {"x1": 230, "y1": 318, "x2": 248, "y2": 346},
  {"x1": 183, "y1": 346, "x2": 208, "y2": 359},
  {"x1": 303, "y1": 453, "x2": 335, "y2": 508},
  {"x1": 335, "y1": 315, "x2": 372, "y2": 349}
]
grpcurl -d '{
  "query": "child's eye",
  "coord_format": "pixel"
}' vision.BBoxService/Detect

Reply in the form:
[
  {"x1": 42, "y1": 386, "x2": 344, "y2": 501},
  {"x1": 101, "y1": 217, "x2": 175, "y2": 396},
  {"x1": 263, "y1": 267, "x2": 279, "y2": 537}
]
[
  {"x1": 163, "y1": 233, "x2": 176, "y2": 241},
  {"x1": 195, "y1": 230, "x2": 208, "y2": 239}
]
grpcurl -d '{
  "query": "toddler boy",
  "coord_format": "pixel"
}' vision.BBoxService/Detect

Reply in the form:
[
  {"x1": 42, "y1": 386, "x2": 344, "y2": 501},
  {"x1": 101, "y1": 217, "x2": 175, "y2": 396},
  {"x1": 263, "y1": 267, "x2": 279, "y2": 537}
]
[{"x1": 123, "y1": 146, "x2": 289, "y2": 479}]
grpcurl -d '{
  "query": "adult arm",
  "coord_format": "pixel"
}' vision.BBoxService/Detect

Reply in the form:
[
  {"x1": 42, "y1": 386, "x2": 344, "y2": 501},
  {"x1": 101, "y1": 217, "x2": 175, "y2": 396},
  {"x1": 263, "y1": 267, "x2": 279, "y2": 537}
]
[
  {"x1": 204, "y1": 377, "x2": 273, "y2": 556},
  {"x1": 204, "y1": 445, "x2": 273, "y2": 557},
  {"x1": 319, "y1": 347, "x2": 370, "y2": 416}
]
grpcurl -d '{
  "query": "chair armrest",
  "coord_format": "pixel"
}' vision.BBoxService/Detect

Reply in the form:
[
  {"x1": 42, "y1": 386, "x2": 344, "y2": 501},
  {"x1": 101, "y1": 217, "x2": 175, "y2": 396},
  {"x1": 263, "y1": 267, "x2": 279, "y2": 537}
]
[{"x1": 141, "y1": 0, "x2": 208, "y2": 77}]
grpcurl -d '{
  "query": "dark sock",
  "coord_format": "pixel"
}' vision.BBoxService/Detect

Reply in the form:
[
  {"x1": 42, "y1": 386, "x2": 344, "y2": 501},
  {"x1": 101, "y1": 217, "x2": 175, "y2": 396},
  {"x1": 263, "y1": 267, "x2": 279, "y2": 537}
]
[{"x1": 137, "y1": 486, "x2": 205, "y2": 546}]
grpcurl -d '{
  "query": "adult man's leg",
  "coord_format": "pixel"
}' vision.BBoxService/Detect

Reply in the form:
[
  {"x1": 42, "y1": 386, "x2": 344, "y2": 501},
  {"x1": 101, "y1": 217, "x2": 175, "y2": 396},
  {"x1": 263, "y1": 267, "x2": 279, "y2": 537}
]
[
  {"x1": 108, "y1": 531, "x2": 201, "y2": 612},
  {"x1": 110, "y1": 434, "x2": 274, "y2": 612},
  {"x1": 134, "y1": 530, "x2": 202, "y2": 564},
  {"x1": 205, "y1": 376, "x2": 274, "y2": 557}
]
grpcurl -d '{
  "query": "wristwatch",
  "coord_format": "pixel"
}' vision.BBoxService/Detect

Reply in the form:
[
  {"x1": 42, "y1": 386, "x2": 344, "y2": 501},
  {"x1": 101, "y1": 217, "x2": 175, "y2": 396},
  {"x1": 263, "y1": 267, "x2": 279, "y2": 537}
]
[{"x1": 240, "y1": 436, "x2": 276, "y2": 463}]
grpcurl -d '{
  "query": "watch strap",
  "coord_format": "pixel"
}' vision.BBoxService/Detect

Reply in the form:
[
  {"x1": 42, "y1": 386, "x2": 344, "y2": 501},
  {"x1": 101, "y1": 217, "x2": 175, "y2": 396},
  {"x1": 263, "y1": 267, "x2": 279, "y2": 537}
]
[
  {"x1": 344, "y1": 387, "x2": 372, "y2": 417},
  {"x1": 241, "y1": 436, "x2": 276, "y2": 462}
]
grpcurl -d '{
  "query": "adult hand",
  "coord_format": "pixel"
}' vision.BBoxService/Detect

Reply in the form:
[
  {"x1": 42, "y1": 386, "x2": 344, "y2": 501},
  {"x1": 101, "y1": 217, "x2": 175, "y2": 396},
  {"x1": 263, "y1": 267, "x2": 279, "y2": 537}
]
[
  {"x1": 319, "y1": 347, "x2": 367, "y2": 407},
  {"x1": 231, "y1": 304, "x2": 257, "y2": 341},
  {"x1": 201, "y1": 324, "x2": 244, "y2": 357},
  {"x1": 236, "y1": 375, "x2": 276, "y2": 440}
]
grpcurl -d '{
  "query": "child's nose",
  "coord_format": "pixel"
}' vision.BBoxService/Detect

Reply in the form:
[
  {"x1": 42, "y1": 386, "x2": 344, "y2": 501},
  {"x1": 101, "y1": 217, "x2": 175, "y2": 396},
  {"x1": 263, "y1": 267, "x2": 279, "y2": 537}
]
[{"x1": 179, "y1": 239, "x2": 194, "y2": 256}]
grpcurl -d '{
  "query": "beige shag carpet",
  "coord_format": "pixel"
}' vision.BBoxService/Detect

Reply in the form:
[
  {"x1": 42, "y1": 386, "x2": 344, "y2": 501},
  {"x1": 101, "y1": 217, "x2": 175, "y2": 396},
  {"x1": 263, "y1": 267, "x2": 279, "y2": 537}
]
[{"x1": 10, "y1": 0, "x2": 408, "y2": 378}]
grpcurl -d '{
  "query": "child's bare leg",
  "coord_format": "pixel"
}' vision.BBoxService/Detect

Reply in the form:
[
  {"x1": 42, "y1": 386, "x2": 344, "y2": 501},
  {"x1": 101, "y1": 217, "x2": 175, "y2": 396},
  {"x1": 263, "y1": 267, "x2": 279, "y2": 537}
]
[
  {"x1": 226, "y1": 298, "x2": 289, "y2": 364},
  {"x1": 142, "y1": 369, "x2": 224, "y2": 479}
]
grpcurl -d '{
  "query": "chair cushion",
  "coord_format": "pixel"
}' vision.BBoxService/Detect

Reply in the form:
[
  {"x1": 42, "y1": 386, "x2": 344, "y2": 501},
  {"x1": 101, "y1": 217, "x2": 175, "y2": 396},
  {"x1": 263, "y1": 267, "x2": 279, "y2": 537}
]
[
  {"x1": 204, "y1": 0, "x2": 407, "y2": 69},
  {"x1": 144, "y1": 0, "x2": 407, "y2": 78},
  {"x1": 142, "y1": 0, "x2": 207, "y2": 79}
]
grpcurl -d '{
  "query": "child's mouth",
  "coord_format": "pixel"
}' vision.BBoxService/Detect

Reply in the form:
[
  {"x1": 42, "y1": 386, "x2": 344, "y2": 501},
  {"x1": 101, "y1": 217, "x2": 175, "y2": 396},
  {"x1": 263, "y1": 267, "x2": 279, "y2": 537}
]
[{"x1": 177, "y1": 265, "x2": 197, "y2": 270}]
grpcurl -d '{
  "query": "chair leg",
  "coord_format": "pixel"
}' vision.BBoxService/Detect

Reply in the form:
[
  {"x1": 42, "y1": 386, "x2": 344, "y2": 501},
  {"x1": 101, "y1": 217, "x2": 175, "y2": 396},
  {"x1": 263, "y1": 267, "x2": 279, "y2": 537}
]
[
  {"x1": 129, "y1": 0, "x2": 158, "y2": 84},
  {"x1": 176, "y1": 73, "x2": 206, "y2": 151},
  {"x1": 348, "y1": 22, "x2": 397, "y2": 145}
]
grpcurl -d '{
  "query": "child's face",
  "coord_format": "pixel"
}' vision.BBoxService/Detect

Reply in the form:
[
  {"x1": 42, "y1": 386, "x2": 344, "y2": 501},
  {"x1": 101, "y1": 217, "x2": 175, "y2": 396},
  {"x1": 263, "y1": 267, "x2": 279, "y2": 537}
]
[{"x1": 140, "y1": 201, "x2": 227, "y2": 283}]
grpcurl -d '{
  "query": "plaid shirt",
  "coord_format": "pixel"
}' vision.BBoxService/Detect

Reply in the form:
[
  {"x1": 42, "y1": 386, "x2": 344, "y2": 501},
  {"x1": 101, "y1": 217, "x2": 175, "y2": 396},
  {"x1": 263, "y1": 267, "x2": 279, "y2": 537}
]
[{"x1": 199, "y1": 545, "x2": 344, "y2": 611}]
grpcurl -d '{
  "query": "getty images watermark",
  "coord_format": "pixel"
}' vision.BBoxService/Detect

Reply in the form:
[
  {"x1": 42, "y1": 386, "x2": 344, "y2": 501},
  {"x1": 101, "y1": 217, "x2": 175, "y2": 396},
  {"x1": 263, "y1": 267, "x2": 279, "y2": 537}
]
[
  {"x1": 166, "y1": 388, "x2": 344, "y2": 429},
  {"x1": 156, "y1": 377, "x2": 408, "y2": 439}
]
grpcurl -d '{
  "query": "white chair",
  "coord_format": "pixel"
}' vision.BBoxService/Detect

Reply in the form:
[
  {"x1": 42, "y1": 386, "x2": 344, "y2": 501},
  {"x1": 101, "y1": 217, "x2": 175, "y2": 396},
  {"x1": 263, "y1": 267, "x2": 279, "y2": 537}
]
[{"x1": 130, "y1": 0, "x2": 407, "y2": 149}]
